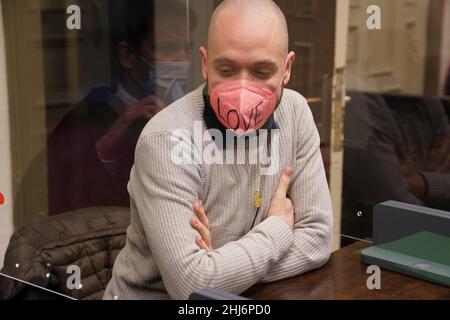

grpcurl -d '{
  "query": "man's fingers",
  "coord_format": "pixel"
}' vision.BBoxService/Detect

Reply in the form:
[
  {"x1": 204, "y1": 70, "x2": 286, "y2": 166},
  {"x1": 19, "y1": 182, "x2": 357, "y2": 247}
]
[
  {"x1": 195, "y1": 237, "x2": 211, "y2": 252},
  {"x1": 143, "y1": 111, "x2": 155, "y2": 119},
  {"x1": 190, "y1": 218, "x2": 211, "y2": 246},
  {"x1": 394, "y1": 141, "x2": 417, "y2": 174},
  {"x1": 275, "y1": 167, "x2": 293, "y2": 197},
  {"x1": 191, "y1": 200, "x2": 213, "y2": 251},
  {"x1": 193, "y1": 200, "x2": 208, "y2": 228},
  {"x1": 141, "y1": 94, "x2": 165, "y2": 106},
  {"x1": 431, "y1": 136, "x2": 448, "y2": 161},
  {"x1": 394, "y1": 141, "x2": 408, "y2": 164},
  {"x1": 427, "y1": 133, "x2": 450, "y2": 171},
  {"x1": 141, "y1": 95, "x2": 166, "y2": 112}
]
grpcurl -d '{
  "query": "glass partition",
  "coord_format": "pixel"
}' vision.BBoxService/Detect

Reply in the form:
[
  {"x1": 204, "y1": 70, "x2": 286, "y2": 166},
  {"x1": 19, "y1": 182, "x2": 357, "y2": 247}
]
[
  {"x1": 341, "y1": 0, "x2": 450, "y2": 246},
  {"x1": 1, "y1": 0, "x2": 196, "y2": 300},
  {"x1": 0, "y1": 0, "x2": 448, "y2": 300}
]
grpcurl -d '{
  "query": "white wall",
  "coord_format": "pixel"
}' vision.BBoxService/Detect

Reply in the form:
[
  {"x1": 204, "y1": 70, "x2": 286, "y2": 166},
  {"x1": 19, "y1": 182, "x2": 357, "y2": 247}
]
[{"x1": 0, "y1": 0, "x2": 14, "y2": 269}]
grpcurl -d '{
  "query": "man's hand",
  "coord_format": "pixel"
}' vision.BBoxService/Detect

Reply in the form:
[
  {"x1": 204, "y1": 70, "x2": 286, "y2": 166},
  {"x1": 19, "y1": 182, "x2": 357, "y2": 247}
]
[
  {"x1": 394, "y1": 132, "x2": 450, "y2": 200},
  {"x1": 191, "y1": 168, "x2": 294, "y2": 252},
  {"x1": 394, "y1": 140, "x2": 427, "y2": 199},
  {"x1": 190, "y1": 167, "x2": 294, "y2": 252},
  {"x1": 121, "y1": 95, "x2": 166, "y2": 125},
  {"x1": 190, "y1": 200, "x2": 213, "y2": 252},
  {"x1": 95, "y1": 95, "x2": 165, "y2": 163},
  {"x1": 426, "y1": 131, "x2": 450, "y2": 173},
  {"x1": 267, "y1": 167, "x2": 294, "y2": 230}
]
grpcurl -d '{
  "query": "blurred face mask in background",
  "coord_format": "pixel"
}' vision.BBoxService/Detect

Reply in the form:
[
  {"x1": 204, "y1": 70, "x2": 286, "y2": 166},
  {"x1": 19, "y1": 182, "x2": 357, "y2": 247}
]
[{"x1": 134, "y1": 58, "x2": 191, "y2": 104}]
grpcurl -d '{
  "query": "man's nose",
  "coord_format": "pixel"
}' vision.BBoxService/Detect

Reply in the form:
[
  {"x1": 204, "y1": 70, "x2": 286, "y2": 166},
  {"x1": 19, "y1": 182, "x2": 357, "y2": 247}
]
[{"x1": 235, "y1": 70, "x2": 253, "y2": 82}]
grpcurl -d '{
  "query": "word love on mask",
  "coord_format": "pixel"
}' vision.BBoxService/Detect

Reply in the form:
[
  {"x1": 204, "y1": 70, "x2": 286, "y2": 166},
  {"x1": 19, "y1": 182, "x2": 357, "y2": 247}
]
[
  {"x1": 215, "y1": 97, "x2": 264, "y2": 134},
  {"x1": 210, "y1": 79, "x2": 280, "y2": 136}
]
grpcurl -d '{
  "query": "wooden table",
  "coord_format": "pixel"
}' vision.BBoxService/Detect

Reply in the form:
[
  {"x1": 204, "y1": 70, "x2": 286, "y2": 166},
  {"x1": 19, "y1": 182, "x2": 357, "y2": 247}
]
[{"x1": 244, "y1": 241, "x2": 450, "y2": 300}]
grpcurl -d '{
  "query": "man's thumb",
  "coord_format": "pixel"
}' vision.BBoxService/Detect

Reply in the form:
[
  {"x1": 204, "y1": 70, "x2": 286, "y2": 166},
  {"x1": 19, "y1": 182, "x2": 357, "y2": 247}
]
[{"x1": 276, "y1": 167, "x2": 293, "y2": 196}]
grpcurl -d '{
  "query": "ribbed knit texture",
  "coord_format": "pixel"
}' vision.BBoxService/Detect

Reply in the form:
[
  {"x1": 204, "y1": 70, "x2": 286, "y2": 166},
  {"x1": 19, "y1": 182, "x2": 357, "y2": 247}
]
[{"x1": 103, "y1": 84, "x2": 333, "y2": 300}]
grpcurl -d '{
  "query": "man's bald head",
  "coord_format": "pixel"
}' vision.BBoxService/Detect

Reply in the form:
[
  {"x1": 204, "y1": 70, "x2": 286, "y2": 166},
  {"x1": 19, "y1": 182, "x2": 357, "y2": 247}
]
[
  {"x1": 208, "y1": 0, "x2": 289, "y2": 56},
  {"x1": 200, "y1": 0, "x2": 295, "y2": 97}
]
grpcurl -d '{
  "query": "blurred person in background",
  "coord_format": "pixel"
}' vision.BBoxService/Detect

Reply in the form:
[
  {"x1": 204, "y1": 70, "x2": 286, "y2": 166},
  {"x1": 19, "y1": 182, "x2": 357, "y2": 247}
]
[
  {"x1": 47, "y1": 0, "x2": 194, "y2": 215},
  {"x1": 342, "y1": 92, "x2": 450, "y2": 242}
]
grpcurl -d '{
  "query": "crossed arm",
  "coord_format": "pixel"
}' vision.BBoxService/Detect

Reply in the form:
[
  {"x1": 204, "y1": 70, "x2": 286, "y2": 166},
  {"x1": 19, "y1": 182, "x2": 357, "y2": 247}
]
[
  {"x1": 191, "y1": 106, "x2": 333, "y2": 283},
  {"x1": 130, "y1": 105, "x2": 333, "y2": 299}
]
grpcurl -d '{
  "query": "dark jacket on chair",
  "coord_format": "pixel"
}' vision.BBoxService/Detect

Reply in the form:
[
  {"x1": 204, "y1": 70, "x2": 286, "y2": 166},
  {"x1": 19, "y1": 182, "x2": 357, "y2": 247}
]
[{"x1": 0, "y1": 207, "x2": 129, "y2": 300}]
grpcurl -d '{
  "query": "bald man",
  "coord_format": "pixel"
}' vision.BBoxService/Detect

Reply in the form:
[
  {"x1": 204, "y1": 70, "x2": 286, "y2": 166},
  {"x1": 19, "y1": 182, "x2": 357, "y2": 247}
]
[{"x1": 104, "y1": 0, "x2": 333, "y2": 300}]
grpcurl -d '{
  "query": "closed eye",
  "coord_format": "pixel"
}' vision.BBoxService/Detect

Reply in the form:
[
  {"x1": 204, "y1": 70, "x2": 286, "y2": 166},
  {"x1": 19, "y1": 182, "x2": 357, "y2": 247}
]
[{"x1": 252, "y1": 70, "x2": 273, "y2": 79}]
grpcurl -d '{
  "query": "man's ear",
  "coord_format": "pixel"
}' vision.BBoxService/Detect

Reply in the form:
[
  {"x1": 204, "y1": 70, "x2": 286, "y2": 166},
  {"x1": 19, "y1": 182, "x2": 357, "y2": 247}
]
[
  {"x1": 199, "y1": 46, "x2": 208, "y2": 81},
  {"x1": 118, "y1": 41, "x2": 137, "y2": 70},
  {"x1": 283, "y1": 51, "x2": 296, "y2": 85}
]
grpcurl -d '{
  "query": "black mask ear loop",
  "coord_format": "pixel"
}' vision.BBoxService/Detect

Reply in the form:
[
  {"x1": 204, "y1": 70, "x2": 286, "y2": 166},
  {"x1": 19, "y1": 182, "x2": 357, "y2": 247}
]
[
  {"x1": 203, "y1": 49, "x2": 209, "y2": 94},
  {"x1": 204, "y1": 80, "x2": 210, "y2": 95}
]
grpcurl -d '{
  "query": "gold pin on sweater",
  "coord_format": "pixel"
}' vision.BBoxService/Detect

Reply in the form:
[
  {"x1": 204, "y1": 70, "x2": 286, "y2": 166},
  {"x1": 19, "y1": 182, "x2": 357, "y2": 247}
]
[{"x1": 253, "y1": 189, "x2": 261, "y2": 209}]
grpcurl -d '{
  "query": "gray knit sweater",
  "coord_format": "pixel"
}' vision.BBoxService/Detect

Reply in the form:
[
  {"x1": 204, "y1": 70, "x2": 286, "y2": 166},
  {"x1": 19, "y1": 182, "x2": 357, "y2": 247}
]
[{"x1": 103, "y1": 83, "x2": 333, "y2": 300}]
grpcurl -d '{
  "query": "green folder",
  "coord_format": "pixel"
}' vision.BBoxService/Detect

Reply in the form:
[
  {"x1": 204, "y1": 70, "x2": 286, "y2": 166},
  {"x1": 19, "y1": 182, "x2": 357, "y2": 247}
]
[{"x1": 361, "y1": 231, "x2": 450, "y2": 287}]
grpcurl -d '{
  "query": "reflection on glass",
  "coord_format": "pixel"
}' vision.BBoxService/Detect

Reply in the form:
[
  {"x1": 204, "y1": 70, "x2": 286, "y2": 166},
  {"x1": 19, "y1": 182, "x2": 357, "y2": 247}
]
[
  {"x1": 342, "y1": 0, "x2": 450, "y2": 245},
  {"x1": 1, "y1": 0, "x2": 195, "y2": 300},
  {"x1": 342, "y1": 93, "x2": 450, "y2": 241},
  {"x1": 48, "y1": 0, "x2": 191, "y2": 215}
]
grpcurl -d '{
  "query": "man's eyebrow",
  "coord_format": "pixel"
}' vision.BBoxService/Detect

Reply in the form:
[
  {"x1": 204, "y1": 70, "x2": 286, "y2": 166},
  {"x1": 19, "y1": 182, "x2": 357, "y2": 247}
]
[
  {"x1": 252, "y1": 60, "x2": 278, "y2": 70},
  {"x1": 212, "y1": 57, "x2": 237, "y2": 65},
  {"x1": 212, "y1": 57, "x2": 278, "y2": 69}
]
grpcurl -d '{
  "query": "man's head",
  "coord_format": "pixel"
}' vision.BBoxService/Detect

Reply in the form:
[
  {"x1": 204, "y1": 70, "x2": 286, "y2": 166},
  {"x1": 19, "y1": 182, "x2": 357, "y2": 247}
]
[
  {"x1": 200, "y1": 0, "x2": 295, "y2": 100},
  {"x1": 116, "y1": 0, "x2": 195, "y2": 100}
]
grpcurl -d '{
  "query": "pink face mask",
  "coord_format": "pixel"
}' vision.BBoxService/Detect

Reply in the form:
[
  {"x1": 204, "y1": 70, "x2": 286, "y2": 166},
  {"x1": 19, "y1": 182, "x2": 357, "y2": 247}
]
[{"x1": 209, "y1": 66, "x2": 286, "y2": 136}]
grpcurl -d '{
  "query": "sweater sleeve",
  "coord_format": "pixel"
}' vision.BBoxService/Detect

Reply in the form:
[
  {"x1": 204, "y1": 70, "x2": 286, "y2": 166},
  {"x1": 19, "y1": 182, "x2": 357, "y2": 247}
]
[
  {"x1": 129, "y1": 132, "x2": 294, "y2": 300},
  {"x1": 260, "y1": 96, "x2": 334, "y2": 283}
]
